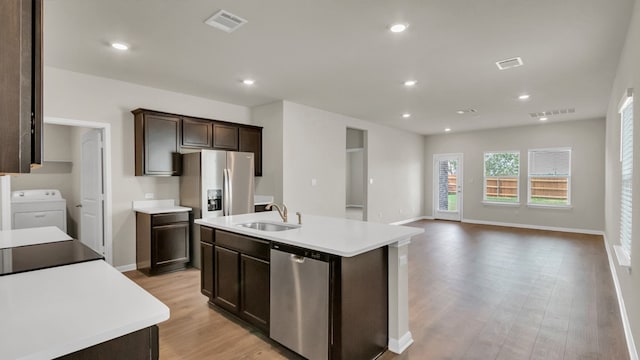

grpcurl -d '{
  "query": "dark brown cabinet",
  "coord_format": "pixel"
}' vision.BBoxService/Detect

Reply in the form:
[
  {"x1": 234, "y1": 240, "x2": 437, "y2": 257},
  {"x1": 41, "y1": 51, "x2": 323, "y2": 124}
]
[
  {"x1": 133, "y1": 109, "x2": 181, "y2": 176},
  {"x1": 208, "y1": 229, "x2": 270, "y2": 333},
  {"x1": 212, "y1": 123, "x2": 239, "y2": 150},
  {"x1": 240, "y1": 254, "x2": 270, "y2": 330},
  {"x1": 182, "y1": 117, "x2": 213, "y2": 148},
  {"x1": 0, "y1": 0, "x2": 42, "y2": 174},
  {"x1": 132, "y1": 108, "x2": 263, "y2": 177},
  {"x1": 136, "y1": 211, "x2": 190, "y2": 275},
  {"x1": 239, "y1": 127, "x2": 263, "y2": 176},
  {"x1": 200, "y1": 226, "x2": 214, "y2": 297}
]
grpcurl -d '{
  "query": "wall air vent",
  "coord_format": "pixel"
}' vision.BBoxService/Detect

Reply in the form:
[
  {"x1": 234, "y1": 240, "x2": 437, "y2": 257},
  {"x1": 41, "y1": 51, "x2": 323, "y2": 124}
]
[
  {"x1": 495, "y1": 57, "x2": 523, "y2": 70},
  {"x1": 205, "y1": 10, "x2": 247, "y2": 33},
  {"x1": 529, "y1": 108, "x2": 576, "y2": 118}
]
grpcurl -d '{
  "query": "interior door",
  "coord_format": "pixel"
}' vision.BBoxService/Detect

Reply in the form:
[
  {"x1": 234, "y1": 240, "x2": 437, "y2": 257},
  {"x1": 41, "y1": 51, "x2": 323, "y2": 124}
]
[
  {"x1": 80, "y1": 129, "x2": 104, "y2": 255},
  {"x1": 433, "y1": 154, "x2": 463, "y2": 221}
]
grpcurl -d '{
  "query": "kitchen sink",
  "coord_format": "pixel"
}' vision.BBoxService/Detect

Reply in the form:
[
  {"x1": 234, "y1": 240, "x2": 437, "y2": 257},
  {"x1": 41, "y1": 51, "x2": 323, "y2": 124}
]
[{"x1": 236, "y1": 221, "x2": 300, "y2": 231}]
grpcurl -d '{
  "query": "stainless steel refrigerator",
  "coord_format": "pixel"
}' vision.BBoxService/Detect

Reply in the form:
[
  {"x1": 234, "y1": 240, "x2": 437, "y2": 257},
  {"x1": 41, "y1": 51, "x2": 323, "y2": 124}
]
[{"x1": 180, "y1": 150, "x2": 255, "y2": 268}]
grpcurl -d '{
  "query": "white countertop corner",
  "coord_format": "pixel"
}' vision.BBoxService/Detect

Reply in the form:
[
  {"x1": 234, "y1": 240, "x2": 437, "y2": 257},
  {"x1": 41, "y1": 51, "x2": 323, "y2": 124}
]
[
  {"x1": 0, "y1": 260, "x2": 169, "y2": 360},
  {"x1": 254, "y1": 195, "x2": 274, "y2": 206},
  {"x1": 0, "y1": 226, "x2": 72, "y2": 249},
  {"x1": 132, "y1": 199, "x2": 192, "y2": 214},
  {"x1": 195, "y1": 212, "x2": 423, "y2": 257}
]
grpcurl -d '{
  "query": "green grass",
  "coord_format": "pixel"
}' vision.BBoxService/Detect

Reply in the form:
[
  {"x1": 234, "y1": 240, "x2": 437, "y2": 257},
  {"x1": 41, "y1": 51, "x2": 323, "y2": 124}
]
[
  {"x1": 530, "y1": 197, "x2": 568, "y2": 205},
  {"x1": 448, "y1": 194, "x2": 457, "y2": 211},
  {"x1": 485, "y1": 196, "x2": 518, "y2": 203}
]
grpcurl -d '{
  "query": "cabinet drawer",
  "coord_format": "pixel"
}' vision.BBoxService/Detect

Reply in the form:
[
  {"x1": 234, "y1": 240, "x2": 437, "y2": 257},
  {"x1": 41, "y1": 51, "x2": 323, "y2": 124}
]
[
  {"x1": 201, "y1": 226, "x2": 214, "y2": 244},
  {"x1": 152, "y1": 212, "x2": 189, "y2": 226},
  {"x1": 215, "y1": 230, "x2": 269, "y2": 261}
]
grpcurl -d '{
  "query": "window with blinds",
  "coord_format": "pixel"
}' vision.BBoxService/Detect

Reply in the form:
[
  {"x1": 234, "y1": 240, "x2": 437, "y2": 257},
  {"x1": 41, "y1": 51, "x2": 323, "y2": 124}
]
[
  {"x1": 619, "y1": 90, "x2": 633, "y2": 261},
  {"x1": 527, "y1": 148, "x2": 571, "y2": 206}
]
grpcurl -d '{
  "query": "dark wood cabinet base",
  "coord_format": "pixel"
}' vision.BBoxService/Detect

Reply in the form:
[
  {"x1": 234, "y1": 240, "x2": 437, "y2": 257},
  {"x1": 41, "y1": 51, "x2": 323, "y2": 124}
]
[{"x1": 56, "y1": 325, "x2": 159, "y2": 360}]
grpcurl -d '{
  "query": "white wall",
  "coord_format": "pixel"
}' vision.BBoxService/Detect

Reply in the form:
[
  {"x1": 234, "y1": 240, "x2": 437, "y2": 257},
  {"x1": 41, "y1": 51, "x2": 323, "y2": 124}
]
[
  {"x1": 604, "y1": 0, "x2": 640, "y2": 355},
  {"x1": 424, "y1": 118, "x2": 606, "y2": 232},
  {"x1": 252, "y1": 101, "x2": 284, "y2": 204},
  {"x1": 0, "y1": 176, "x2": 10, "y2": 230},
  {"x1": 346, "y1": 150, "x2": 364, "y2": 206},
  {"x1": 44, "y1": 67, "x2": 251, "y2": 267},
  {"x1": 10, "y1": 124, "x2": 77, "y2": 235},
  {"x1": 278, "y1": 101, "x2": 424, "y2": 223}
]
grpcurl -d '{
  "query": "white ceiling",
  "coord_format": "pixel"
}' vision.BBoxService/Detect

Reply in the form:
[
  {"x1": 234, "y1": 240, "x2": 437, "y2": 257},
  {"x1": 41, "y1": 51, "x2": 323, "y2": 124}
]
[{"x1": 44, "y1": 0, "x2": 634, "y2": 135}]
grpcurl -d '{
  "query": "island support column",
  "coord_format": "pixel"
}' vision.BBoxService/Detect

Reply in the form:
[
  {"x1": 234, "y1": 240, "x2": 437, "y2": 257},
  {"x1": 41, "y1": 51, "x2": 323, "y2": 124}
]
[{"x1": 388, "y1": 237, "x2": 413, "y2": 353}]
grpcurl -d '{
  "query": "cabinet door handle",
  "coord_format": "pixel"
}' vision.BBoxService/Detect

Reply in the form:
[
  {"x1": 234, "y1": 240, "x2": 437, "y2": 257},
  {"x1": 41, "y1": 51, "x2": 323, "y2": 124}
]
[
  {"x1": 34, "y1": 213, "x2": 46, "y2": 218},
  {"x1": 290, "y1": 254, "x2": 305, "y2": 264}
]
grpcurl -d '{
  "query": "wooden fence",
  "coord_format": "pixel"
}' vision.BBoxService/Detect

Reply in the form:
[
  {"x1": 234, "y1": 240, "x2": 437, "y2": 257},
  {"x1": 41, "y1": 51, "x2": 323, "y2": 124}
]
[{"x1": 484, "y1": 177, "x2": 567, "y2": 199}]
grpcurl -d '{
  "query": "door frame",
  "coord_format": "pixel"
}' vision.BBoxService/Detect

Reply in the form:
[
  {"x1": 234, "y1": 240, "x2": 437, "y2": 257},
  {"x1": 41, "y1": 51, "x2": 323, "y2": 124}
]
[
  {"x1": 45, "y1": 117, "x2": 113, "y2": 265},
  {"x1": 433, "y1": 153, "x2": 463, "y2": 221}
]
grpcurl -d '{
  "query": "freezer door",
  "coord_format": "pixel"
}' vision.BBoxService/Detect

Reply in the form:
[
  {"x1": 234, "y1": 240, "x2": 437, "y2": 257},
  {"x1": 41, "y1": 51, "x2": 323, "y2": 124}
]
[
  {"x1": 226, "y1": 152, "x2": 255, "y2": 215},
  {"x1": 201, "y1": 150, "x2": 227, "y2": 219}
]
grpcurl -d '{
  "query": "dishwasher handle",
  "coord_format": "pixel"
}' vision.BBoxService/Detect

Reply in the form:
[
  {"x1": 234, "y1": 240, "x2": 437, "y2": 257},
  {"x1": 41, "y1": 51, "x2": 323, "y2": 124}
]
[{"x1": 290, "y1": 254, "x2": 305, "y2": 263}]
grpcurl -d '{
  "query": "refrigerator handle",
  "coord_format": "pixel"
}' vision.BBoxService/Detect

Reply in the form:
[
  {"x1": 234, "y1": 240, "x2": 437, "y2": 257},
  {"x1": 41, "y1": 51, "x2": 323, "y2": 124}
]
[{"x1": 223, "y1": 168, "x2": 230, "y2": 216}]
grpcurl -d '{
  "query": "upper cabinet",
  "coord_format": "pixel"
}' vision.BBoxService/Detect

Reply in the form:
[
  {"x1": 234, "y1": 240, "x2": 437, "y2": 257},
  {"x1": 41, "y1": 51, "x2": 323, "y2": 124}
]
[
  {"x1": 182, "y1": 117, "x2": 213, "y2": 149},
  {"x1": 239, "y1": 127, "x2": 262, "y2": 177},
  {"x1": 212, "y1": 123, "x2": 239, "y2": 151},
  {"x1": 0, "y1": 0, "x2": 43, "y2": 174},
  {"x1": 133, "y1": 110, "x2": 181, "y2": 176},
  {"x1": 132, "y1": 109, "x2": 263, "y2": 176}
]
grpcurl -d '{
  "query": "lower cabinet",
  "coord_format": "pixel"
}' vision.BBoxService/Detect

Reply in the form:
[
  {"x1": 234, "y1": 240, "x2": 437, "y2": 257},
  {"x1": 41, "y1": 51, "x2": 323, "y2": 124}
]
[
  {"x1": 57, "y1": 325, "x2": 159, "y2": 360},
  {"x1": 204, "y1": 229, "x2": 270, "y2": 334},
  {"x1": 136, "y1": 212, "x2": 190, "y2": 275}
]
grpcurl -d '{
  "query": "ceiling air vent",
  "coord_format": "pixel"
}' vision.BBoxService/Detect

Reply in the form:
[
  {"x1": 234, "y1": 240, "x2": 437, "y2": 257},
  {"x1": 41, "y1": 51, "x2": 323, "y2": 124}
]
[
  {"x1": 205, "y1": 10, "x2": 247, "y2": 33},
  {"x1": 495, "y1": 57, "x2": 523, "y2": 70},
  {"x1": 529, "y1": 108, "x2": 576, "y2": 118}
]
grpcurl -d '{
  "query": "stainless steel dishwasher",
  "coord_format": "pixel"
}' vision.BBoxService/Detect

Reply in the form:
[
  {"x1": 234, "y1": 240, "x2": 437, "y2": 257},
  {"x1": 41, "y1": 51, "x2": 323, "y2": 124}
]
[{"x1": 270, "y1": 242, "x2": 330, "y2": 360}]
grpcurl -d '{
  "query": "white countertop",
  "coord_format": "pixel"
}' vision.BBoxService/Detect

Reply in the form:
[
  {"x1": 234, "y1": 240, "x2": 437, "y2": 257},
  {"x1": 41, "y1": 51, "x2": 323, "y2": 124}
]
[
  {"x1": 132, "y1": 199, "x2": 192, "y2": 214},
  {"x1": 254, "y1": 195, "x2": 274, "y2": 206},
  {"x1": 195, "y1": 212, "x2": 423, "y2": 257},
  {"x1": 0, "y1": 260, "x2": 170, "y2": 360},
  {"x1": 0, "y1": 226, "x2": 72, "y2": 249}
]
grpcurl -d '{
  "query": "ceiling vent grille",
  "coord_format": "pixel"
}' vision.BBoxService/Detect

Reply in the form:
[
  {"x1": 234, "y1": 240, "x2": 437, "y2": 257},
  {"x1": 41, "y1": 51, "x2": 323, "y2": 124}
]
[
  {"x1": 529, "y1": 108, "x2": 576, "y2": 118},
  {"x1": 205, "y1": 10, "x2": 247, "y2": 33},
  {"x1": 495, "y1": 57, "x2": 523, "y2": 70}
]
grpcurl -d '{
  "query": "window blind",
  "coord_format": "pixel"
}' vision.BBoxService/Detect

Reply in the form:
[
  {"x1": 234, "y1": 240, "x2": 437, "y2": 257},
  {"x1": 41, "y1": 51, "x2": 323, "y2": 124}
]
[
  {"x1": 620, "y1": 96, "x2": 633, "y2": 257},
  {"x1": 529, "y1": 150, "x2": 571, "y2": 176}
]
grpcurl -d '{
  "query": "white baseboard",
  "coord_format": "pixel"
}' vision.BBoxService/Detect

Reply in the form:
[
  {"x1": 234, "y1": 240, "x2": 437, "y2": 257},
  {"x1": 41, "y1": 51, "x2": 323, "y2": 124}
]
[
  {"x1": 345, "y1": 204, "x2": 364, "y2": 208},
  {"x1": 388, "y1": 331, "x2": 414, "y2": 354},
  {"x1": 115, "y1": 264, "x2": 136, "y2": 272},
  {"x1": 604, "y1": 235, "x2": 638, "y2": 360},
  {"x1": 461, "y1": 218, "x2": 604, "y2": 236},
  {"x1": 389, "y1": 216, "x2": 433, "y2": 225}
]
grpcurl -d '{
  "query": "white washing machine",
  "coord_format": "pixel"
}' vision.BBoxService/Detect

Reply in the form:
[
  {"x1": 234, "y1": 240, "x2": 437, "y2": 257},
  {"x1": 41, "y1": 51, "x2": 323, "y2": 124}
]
[{"x1": 11, "y1": 189, "x2": 68, "y2": 233}]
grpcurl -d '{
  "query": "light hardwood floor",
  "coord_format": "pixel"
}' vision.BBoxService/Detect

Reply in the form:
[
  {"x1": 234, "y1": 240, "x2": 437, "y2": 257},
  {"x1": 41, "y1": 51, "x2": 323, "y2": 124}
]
[{"x1": 126, "y1": 220, "x2": 629, "y2": 360}]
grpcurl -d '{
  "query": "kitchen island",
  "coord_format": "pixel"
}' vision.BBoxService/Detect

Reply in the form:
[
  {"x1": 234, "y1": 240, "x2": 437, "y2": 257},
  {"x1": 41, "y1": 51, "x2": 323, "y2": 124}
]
[
  {"x1": 0, "y1": 227, "x2": 170, "y2": 359},
  {"x1": 196, "y1": 211, "x2": 423, "y2": 359}
]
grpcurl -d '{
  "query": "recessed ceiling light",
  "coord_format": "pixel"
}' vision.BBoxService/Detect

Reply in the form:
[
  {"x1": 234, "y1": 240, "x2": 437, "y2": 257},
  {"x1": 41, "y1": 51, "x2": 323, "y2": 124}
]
[
  {"x1": 242, "y1": 79, "x2": 255, "y2": 85},
  {"x1": 518, "y1": 94, "x2": 531, "y2": 100},
  {"x1": 402, "y1": 113, "x2": 411, "y2": 118},
  {"x1": 444, "y1": 128, "x2": 451, "y2": 132},
  {"x1": 390, "y1": 24, "x2": 408, "y2": 33},
  {"x1": 539, "y1": 117, "x2": 548, "y2": 121},
  {"x1": 404, "y1": 80, "x2": 417, "y2": 87},
  {"x1": 456, "y1": 110, "x2": 465, "y2": 115},
  {"x1": 111, "y1": 42, "x2": 129, "y2": 51}
]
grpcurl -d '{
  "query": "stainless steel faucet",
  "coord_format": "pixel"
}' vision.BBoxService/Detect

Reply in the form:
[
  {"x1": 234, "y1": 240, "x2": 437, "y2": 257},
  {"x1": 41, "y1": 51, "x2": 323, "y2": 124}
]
[
  {"x1": 266, "y1": 203, "x2": 288, "y2": 222},
  {"x1": 296, "y1": 212, "x2": 302, "y2": 225}
]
